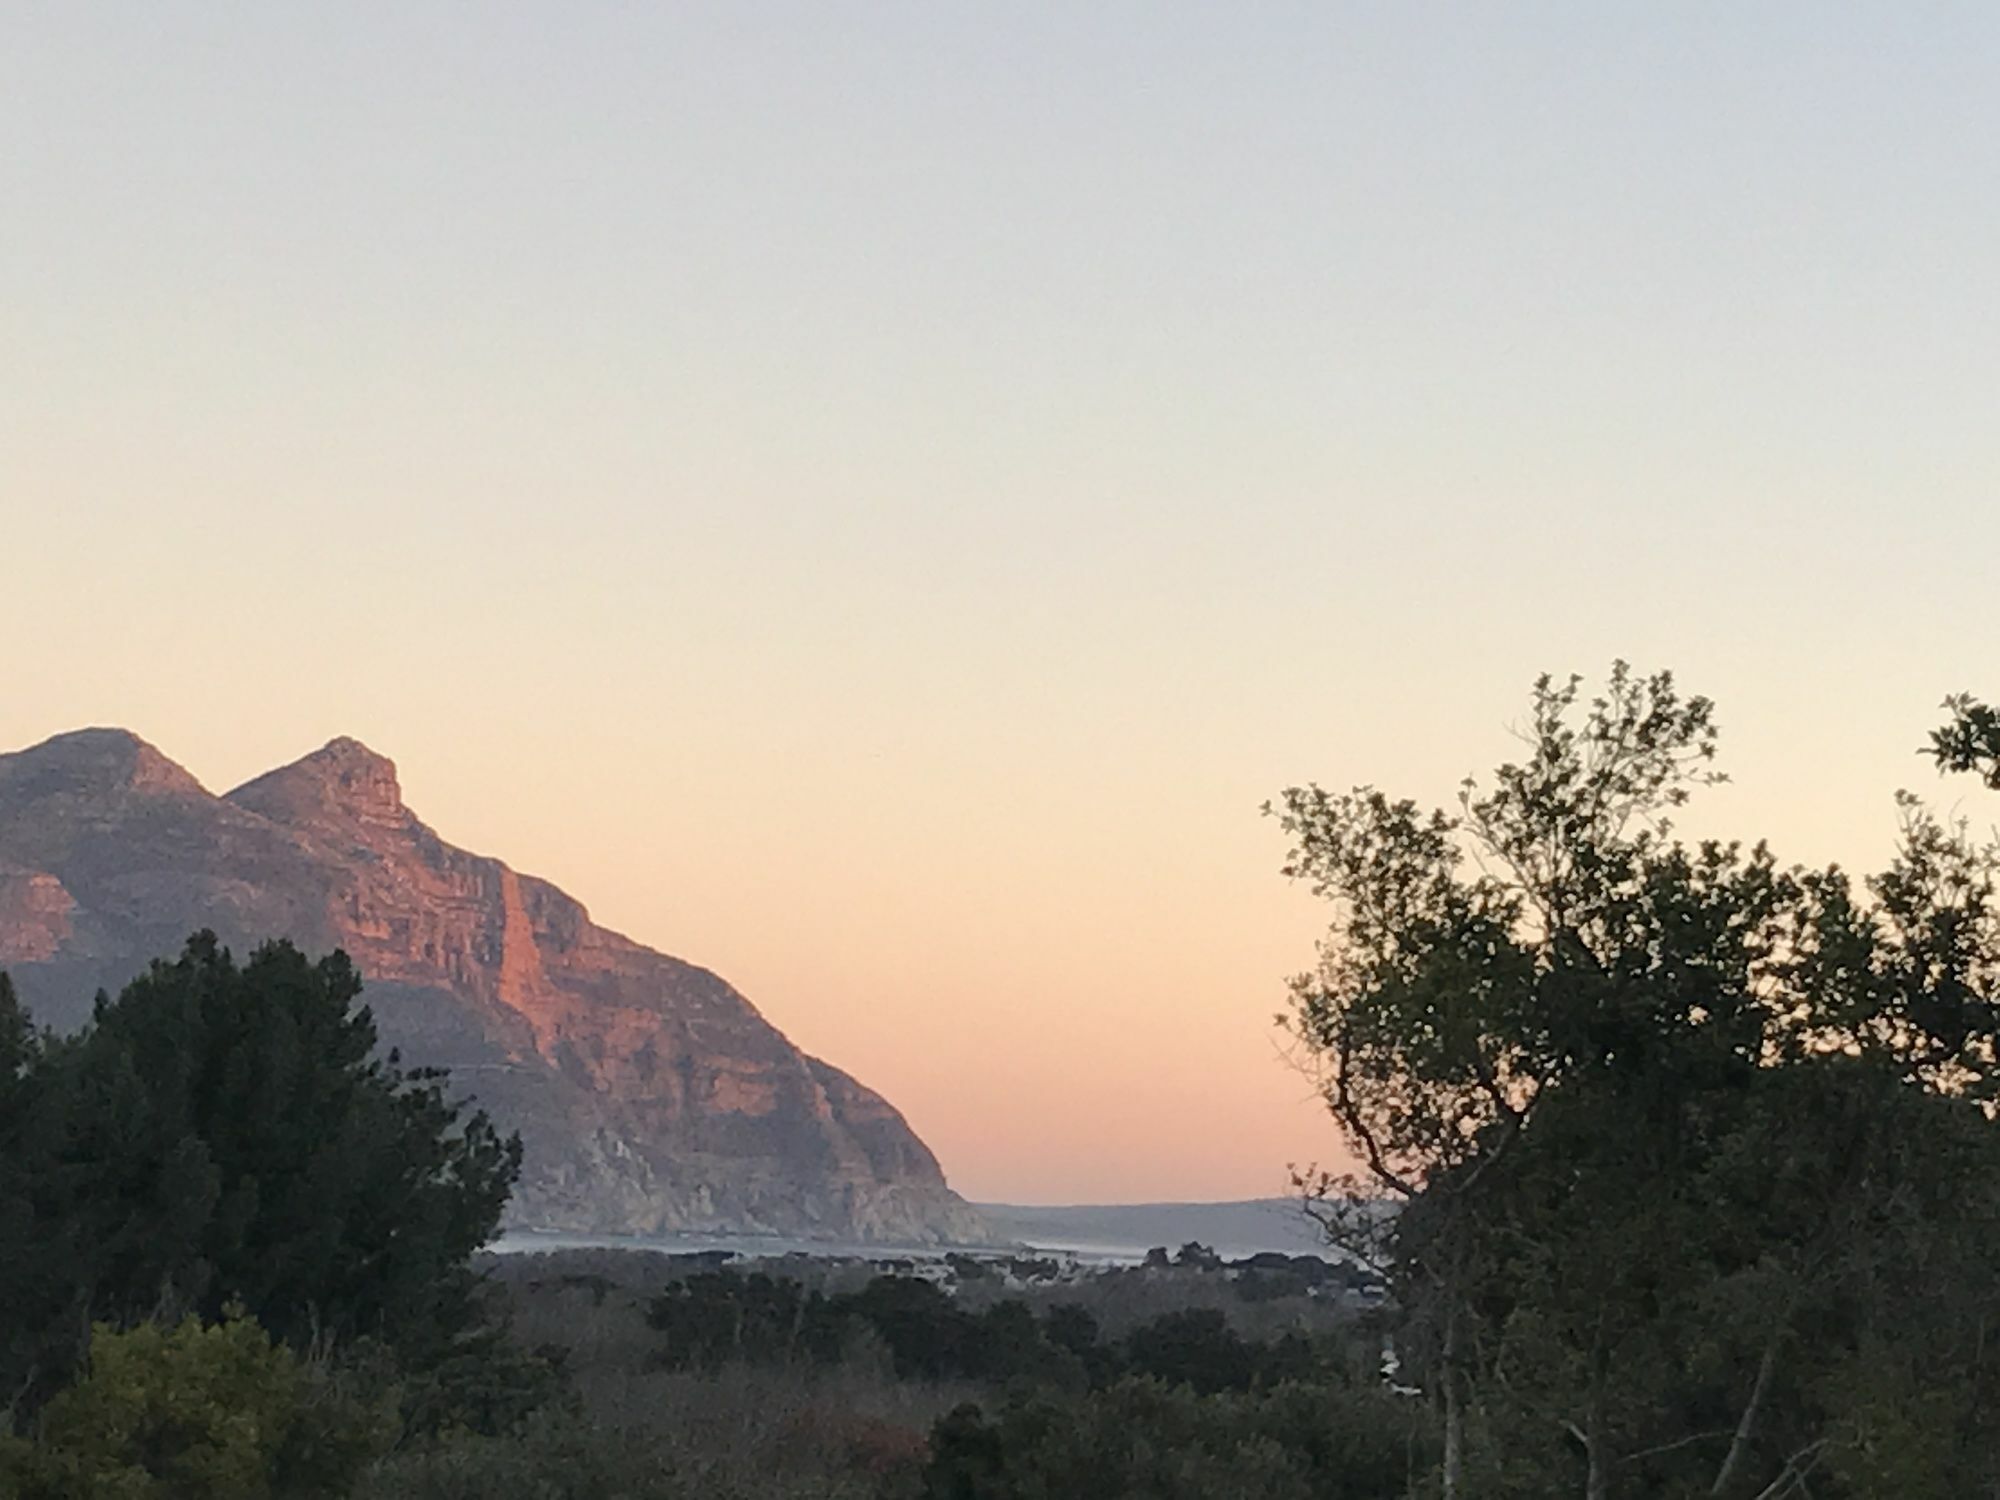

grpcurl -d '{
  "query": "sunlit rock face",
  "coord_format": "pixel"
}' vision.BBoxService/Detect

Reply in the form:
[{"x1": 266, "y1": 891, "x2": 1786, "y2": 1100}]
[{"x1": 0, "y1": 729, "x2": 986, "y2": 1245}]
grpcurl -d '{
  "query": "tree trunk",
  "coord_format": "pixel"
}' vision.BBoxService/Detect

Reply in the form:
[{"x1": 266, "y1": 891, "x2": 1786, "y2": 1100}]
[
  {"x1": 1583, "y1": 1311, "x2": 1611, "y2": 1500},
  {"x1": 1581, "y1": 1393, "x2": 1610, "y2": 1500},
  {"x1": 1710, "y1": 1334, "x2": 1780, "y2": 1497},
  {"x1": 1585, "y1": 1431, "x2": 1609, "y2": 1500},
  {"x1": 1440, "y1": 1294, "x2": 1464, "y2": 1500}
]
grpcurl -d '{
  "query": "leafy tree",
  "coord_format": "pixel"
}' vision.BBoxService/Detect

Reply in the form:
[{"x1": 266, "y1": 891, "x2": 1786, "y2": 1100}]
[
  {"x1": 645, "y1": 1272, "x2": 836, "y2": 1371},
  {"x1": 1172, "y1": 1241, "x2": 1223, "y2": 1271},
  {"x1": 1121, "y1": 1309, "x2": 1257, "y2": 1395},
  {"x1": 1271, "y1": 666, "x2": 2000, "y2": 1498},
  {"x1": 1270, "y1": 665, "x2": 1734, "y2": 1492},
  {"x1": 0, "y1": 934, "x2": 522, "y2": 1414},
  {"x1": 832, "y1": 1276, "x2": 1006, "y2": 1382}
]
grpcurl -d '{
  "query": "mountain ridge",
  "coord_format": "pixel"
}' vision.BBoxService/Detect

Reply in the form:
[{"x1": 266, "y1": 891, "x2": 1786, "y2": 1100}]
[{"x1": 0, "y1": 729, "x2": 984, "y2": 1246}]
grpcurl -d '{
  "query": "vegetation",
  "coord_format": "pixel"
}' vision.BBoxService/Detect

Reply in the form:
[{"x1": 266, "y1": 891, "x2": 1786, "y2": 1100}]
[
  {"x1": 645, "y1": 1265, "x2": 1355, "y2": 1394},
  {"x1": 922, "y1": 1378, "x2": 1432, "y2": 1500},
  {"x1": 0, "y1": 936, "x2": 528, "y2": 1456},
  {"x1": 1934, "y1": 692, "x2": 2000, "y2": 787},
  {"x1": 0, "y1": 1314, "x2": 390, "y2": 1500},
  {"x1": 2, "y1": 668, "x2": 1995, "y2": 1498},
  {"x1": 1271, "y1": 666, "x2": 2000, "y2": 1497},
  {"x1": 496, "y1": 1246, "x2": 1399, "y2": 1500}
]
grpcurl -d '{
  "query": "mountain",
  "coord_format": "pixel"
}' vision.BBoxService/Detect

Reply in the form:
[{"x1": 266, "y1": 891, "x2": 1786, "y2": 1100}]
[{"x1": 0, "y1": 728, "x2": 985, "y2": 1245}]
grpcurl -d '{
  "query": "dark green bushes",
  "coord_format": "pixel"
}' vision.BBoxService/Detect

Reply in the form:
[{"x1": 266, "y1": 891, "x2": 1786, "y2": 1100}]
[
  {"x1": 647, "y1": 1268, "x2": 1354, "y2": 1398},
  {"x1": 0, "y1": 1314, "x2": 392, "y2": 1500},
  {"x1": 922, "y1": 1378, "x2": 1433, "y2": 1500}
]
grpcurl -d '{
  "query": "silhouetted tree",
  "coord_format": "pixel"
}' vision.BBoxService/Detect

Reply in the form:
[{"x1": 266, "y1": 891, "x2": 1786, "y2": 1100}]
[
  {"x1": 0, "y1": 933, "x2": 521, "y2": 1414},
  {"x1": 1272, "y1": 666, "x2": 2000, "y2": 1499}
]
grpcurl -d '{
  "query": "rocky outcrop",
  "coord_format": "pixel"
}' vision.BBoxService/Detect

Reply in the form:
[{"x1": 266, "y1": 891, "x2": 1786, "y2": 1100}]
[{"x1": 0, "y1": 729, "x2": 985, "y2": 1245}]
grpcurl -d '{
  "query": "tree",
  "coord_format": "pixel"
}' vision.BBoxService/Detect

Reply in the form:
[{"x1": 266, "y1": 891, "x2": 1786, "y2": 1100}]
[
  {"x1": 1271, "y1": 666, "x2": 2000, "y2": 1499},
  {"x1": 0, "y1": 972, "x2": 29, "y2": 1089},
  {"x1": 0, "y1": 973, "x2": 51, "y2": 1423},
  {"x1": 0, "y1": 933, "x2": 522, "y2": 1415},
  {"x1": 1270, "y1": 665, "x2": 1736, "y2": 1494}
]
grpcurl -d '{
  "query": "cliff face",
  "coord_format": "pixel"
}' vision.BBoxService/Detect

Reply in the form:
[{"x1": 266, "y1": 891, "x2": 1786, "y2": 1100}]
[{"x1": 0, "y1": 729, "x2": 985, "y2": 1245}]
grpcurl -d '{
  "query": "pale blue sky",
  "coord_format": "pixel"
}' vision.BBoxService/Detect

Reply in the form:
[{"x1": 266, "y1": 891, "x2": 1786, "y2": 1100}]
[{"x1": 4, "y1": 5, "x2": 1996, "y2": 1200}]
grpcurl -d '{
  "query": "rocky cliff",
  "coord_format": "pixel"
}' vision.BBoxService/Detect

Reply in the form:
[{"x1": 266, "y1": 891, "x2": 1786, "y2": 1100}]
[{"x1": 0, "y1": 728, "x2": 986, "y2": 1245}]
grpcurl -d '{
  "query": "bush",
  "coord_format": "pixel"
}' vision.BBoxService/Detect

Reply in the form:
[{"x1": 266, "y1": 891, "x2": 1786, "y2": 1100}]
[
  {"x1": 364, "y1": 1415, "x2": 686, "y2": 1500},
  {"x1": 393, "y1": 1324, "x2": 575, "y2": 1439},
  {"x1": 922, "y1": 1377, "x2": 1433, "y2": 1500},
  {"x1": 0, "y1": 1313, "x2": 392, "y2": 1499}
]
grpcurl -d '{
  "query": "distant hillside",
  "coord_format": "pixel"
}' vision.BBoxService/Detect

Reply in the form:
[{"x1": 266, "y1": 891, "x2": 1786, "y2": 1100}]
[
  {"x1": 975, "y1": 1199, "x2": 1335, "y2": 1259},
  {"x1": 0, "y1": 728, "x2": 985, "y2": 1246}
]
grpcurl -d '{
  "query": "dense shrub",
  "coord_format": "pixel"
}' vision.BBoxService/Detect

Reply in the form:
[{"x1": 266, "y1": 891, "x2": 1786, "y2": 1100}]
[
  {"x1": 364, "y1": 1415, "x2": 688, "y2": 1500},
  {"x1": 922, "y1": 1377, "x2": 1432, "y2": 1500},
  {"x1": 0, "y1": 1314, "x2": 392, "y2": 1500},
  {"x1": 393, "y1": 1322, "x2": 576, "y2": 1440}
]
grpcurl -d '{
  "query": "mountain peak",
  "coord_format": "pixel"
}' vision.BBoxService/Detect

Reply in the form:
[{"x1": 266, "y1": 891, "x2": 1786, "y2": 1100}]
[
  {"x1": 0, "y1": 728, "x2": 206, "y2": 800},
  {"x1": 227, "y1": 736, "x2": 406, "y2": 826},
  {"x1": 312, "y1": 736, "x2": 397, "y2": 780},
  {"x1": 2, "y1": 726, "x2": 985, "y2": 1245}
]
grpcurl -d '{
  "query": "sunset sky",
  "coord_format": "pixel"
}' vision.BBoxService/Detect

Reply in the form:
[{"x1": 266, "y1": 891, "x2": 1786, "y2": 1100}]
[{"x1": 4, "y1": 5, "x2": 1997, "y2": 1203}]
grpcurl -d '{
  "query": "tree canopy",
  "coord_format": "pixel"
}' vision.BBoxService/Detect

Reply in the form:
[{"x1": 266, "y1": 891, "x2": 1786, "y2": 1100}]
[
  {"x1": 0, "y1": 934, "x2": 520, "y2": 1415},
  {"x1": 1272, "y1": 665, "x2": 2000, "y2": 1499}
]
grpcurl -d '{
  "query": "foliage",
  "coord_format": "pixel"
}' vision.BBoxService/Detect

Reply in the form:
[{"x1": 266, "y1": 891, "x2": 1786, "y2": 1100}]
[
  {"x1": 1271, "y1": 665, "x2": 2000, "y2": 1497},
  {"x1": 363, "y1": 1414, "x2": 690, "y2": 1500},
  {"x1": 922, "y1": 1377, "x2": 1432, "y2": 1500},
  {"x1": 390, "y1": 1317, "x2": 575, "y2": 1441},
  {"x1": 0, "y1": 933, "x2": 522, "y2": 1417},
  {"x1": 1931, "y1": 694, "x2": 2000, "y2": 788},
  {"x1": 647, "y1": 1268, "x2": 1355, "y2": 1401},
  {"x1": 646, "y1": 1272, "x2": 841, "y2": 1372},
  {"x1": 1121, "y1": 1308, "x2": 1311, "y2": 1395},
  {"x1": 0, "y1": 971, "x2": 53, "y2": 1424},
  {"x1": 365, "y1": 1404, "x2": 920, "y2": 1500},
  {"x1": 0, "y1": 1313, "x2": 391, "y2": 1500}
]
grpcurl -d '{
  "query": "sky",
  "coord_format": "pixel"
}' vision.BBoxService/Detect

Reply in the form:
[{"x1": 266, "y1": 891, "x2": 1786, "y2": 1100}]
[{"x1": 3, "y1": 5, "x2": 1997, "y2": 1204}]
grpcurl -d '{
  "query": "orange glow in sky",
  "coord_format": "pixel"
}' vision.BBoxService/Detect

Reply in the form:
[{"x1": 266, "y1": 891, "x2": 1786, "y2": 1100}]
[{"x1": 4, "y1": 7, "x2": 1997, "y2": 1202}]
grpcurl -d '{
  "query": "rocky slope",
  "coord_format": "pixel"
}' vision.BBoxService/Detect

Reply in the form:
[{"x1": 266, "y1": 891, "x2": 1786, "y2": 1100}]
[{"x1": 0, "y1": 728, "x2": 985, "y2": 1245}]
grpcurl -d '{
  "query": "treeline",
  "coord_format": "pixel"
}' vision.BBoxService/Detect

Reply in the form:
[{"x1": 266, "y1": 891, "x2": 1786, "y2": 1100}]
[
  {"x1": 648, "y1": 1268, "x2": 1350, "y2": 1390},
  {"x1": 642, "y1": 1266, "x2": 1432, "y2": 1497}
]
